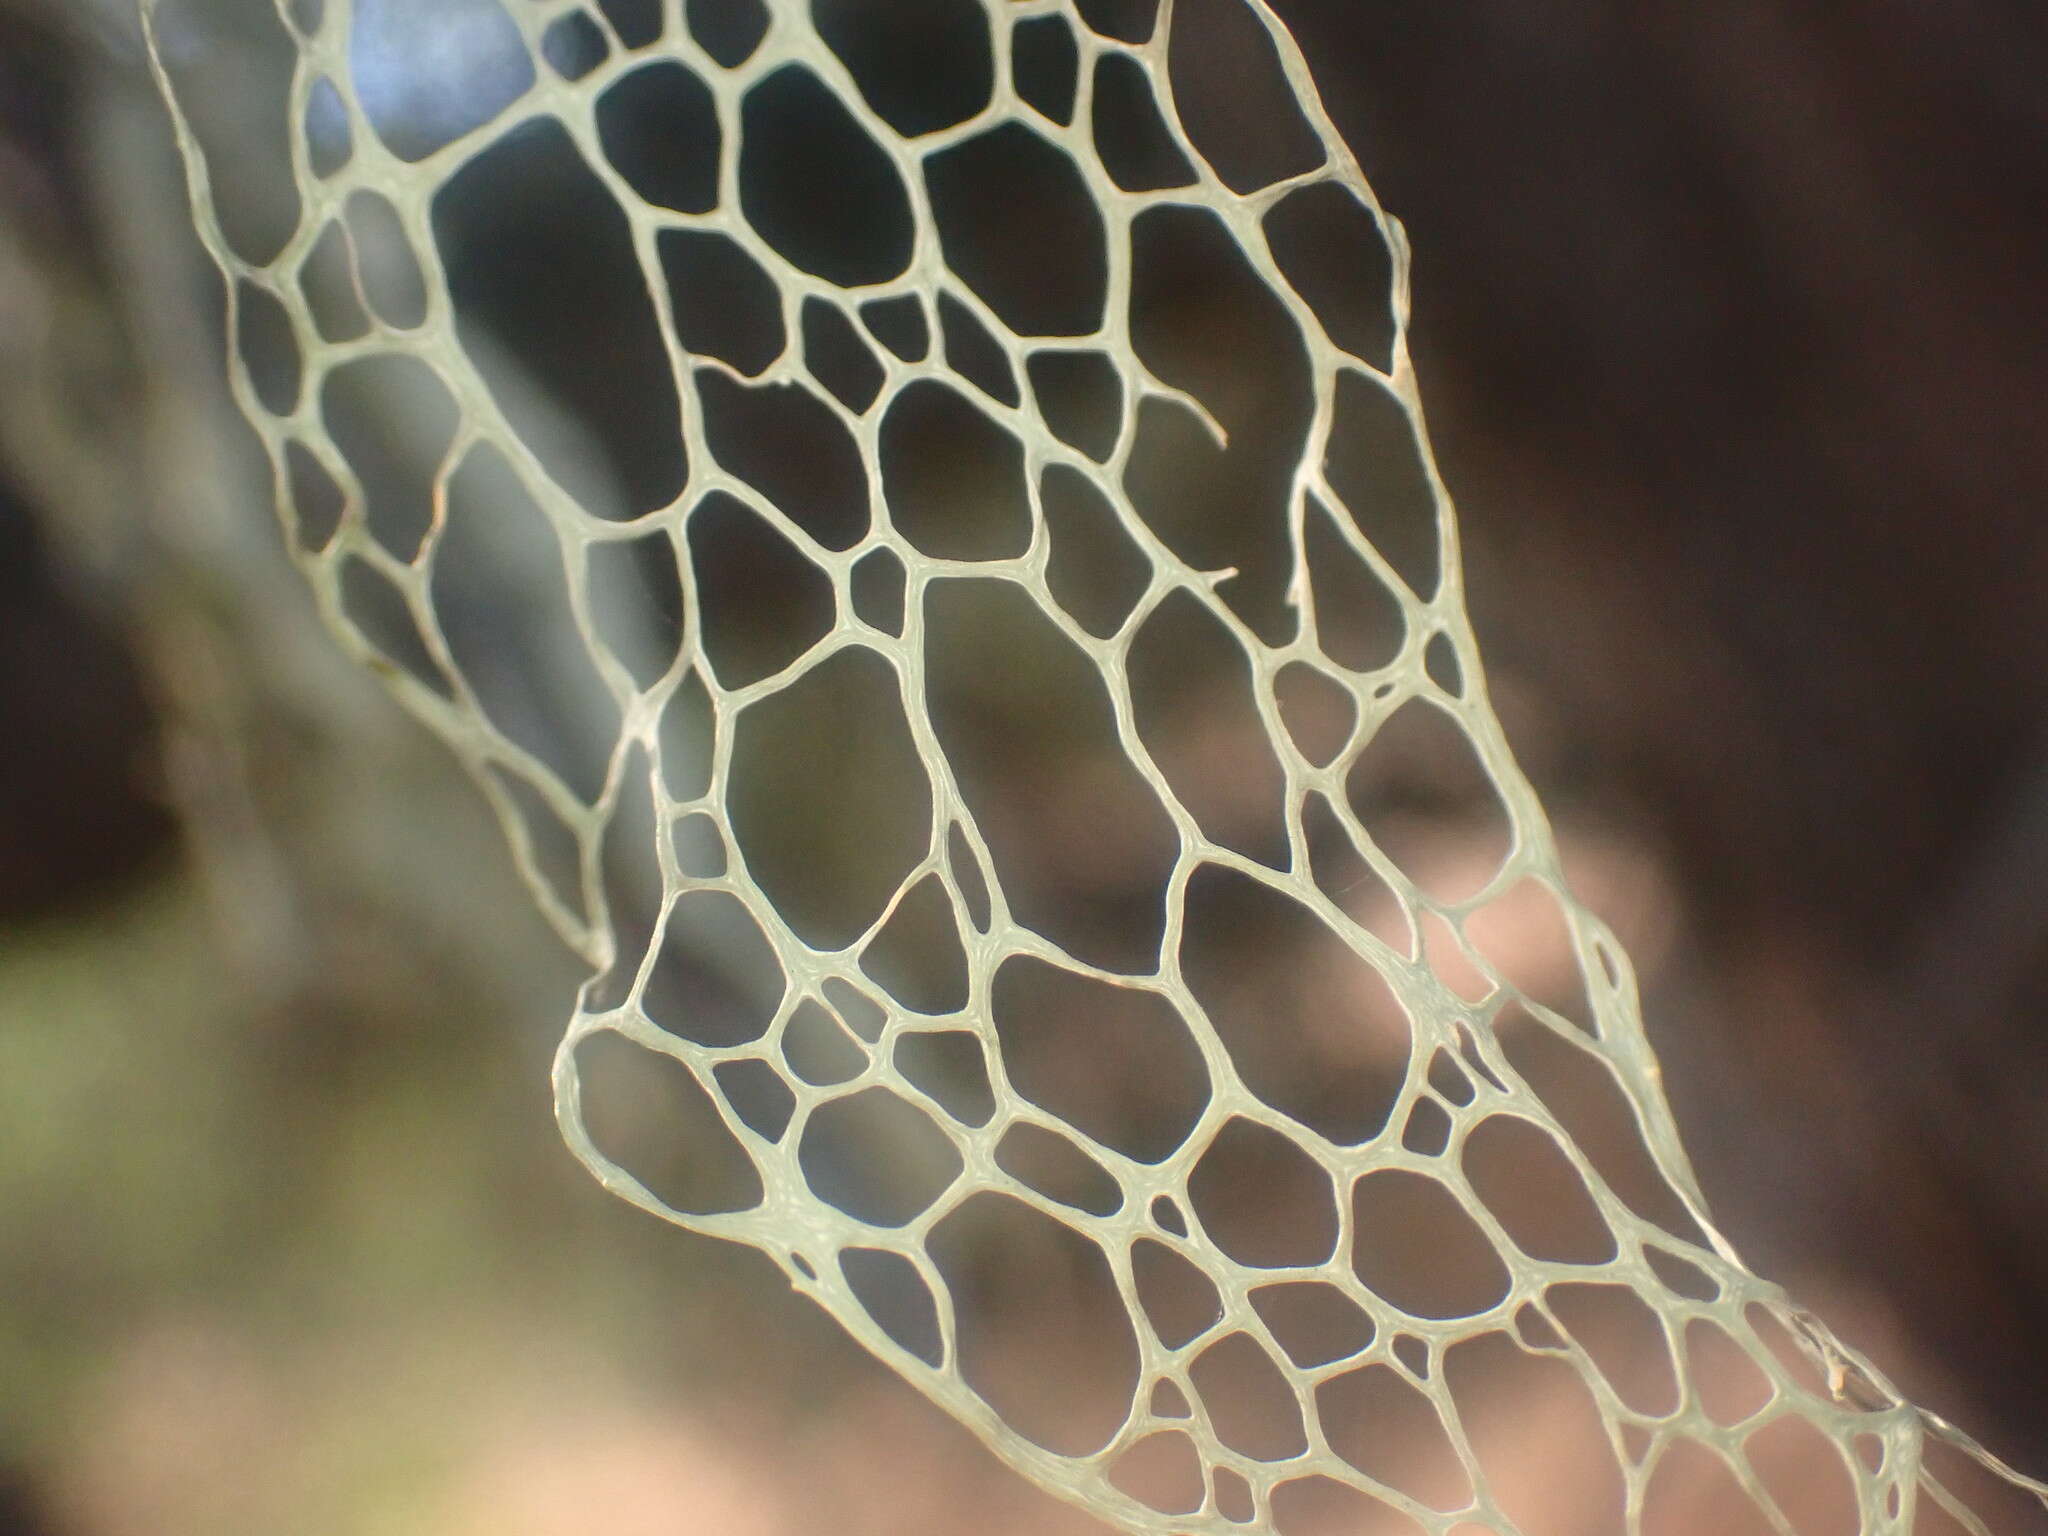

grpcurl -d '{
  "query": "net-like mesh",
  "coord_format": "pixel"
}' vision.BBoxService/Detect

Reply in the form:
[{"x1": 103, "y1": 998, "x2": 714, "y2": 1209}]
[{"x1": 141, "y1": 1, "x2": 2046, "y2": 1531}]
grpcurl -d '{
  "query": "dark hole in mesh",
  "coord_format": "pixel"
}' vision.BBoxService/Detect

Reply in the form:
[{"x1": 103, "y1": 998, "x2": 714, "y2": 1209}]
[
  {"x1": 1188, "y1": 1116, "x2": 1339, "y2": 1267},
  {"x1": 1687, "y1": 1318, "x2": 1785, "y2": 1425},
  {"x1": 1151, "y1": 1196, "x2": 1188, "y2": 1236},
  {"x1": 435, "y1": 440, "x2": 621, "y2": 799},
  {"x1": 1073, "y1": 0, "x2": 1154, "y2": 45},
  {"x1": 813, "y1": 0, "x2": 992, "y2": 137},
  {"x1": 1011, "y1": 14, "x2": 1078, "y2": 125},
  {"x1": 1642, "y1": 1435, "x2": 1777, "y2": 1535},
  {"x1": 802, "y1": 297, "x2": 885, "y2": 413},
  {"x1": 1182, "y1": 862, "x2": 1410, "y2": 1145},
  {"x1": 490, "y1": 767, "x2": 587, "y2": 927},
  {"x1": 1274, "y1": 661, "x2": 1355, "y2": 769},
  {"x1": 1546, "y1": 1282, "x2": 1680, "y2": 1417},
  {"x1": 996, "y1": 1123, "x2": 1123, "y2": 1216},
  {"x1": 597, "y1": 60, "x2": 719, "y2": 213},
  {"x1": 1393, "y1": 1333, "x2": 1430, "y2": 1377},
  {"x1": 645, "y1": 891, "x2": 787, "y2": 1047},
  {"x1": 698, "y1": 372, "x2": 869, "y2": 550},
  {"x1": 575, "y1": 1030, "x2": 763, "y2": 1214},
  {"x1": 727, "y1": 647, "x2": 931, "y2": 951},
  {"x1": 927, "y1": 122, "x2": 1108, "y2": 337},
  {"x1": 1190, "y1": 1332, "x2": 1308, "y2": 1461},
  {"x1": 285, "y1": 441, "x2": 345, "y2": 553},
  {"x1": 1110, "y1": 1432, "x2": 1204, "y2": 1516},
  {"x1": 1132, "y1": 1237, "x2": 1223, "y2": 1349},
  {"x1": 1401, "y1": 1096, "x2": 1453, "y2": 1156},
  {"x1": 1315, "y1": 1361, "x2": 1473, "y2": 1512},
  {"x1": 861, "y1": 875, "x2": 970, "y2": 1015},
  {"x1": 1271, "y1": 1476, "x2": 1400, "y2": 1536},
  {"x1": 236, "y1": 280, "x2": 299, "y2": 415},
  {"x1": 657, "y1": 670, "x2": 714, "y2": 802},
  {"x1": 541, "y1": 12, "x2": 606, "y2": 80},
  {"x1": 741, "y1": 65, "x2": 913, "y2": 286},
  {"x1": 842, "y1": 1247, "x2": 944, "y2": 1368},
  {"x1": 1250, "y1": 1281, "x2": 1377, "y2": 1369},
  {"x1": 159, "y1": 0, "x2": 300, "y2": 263},
  {"x1": 1129, "y1": 590, "x2": 1290, "y2": 867},
  {"x1": 1445, "y1": 1331, "x2": 1630, "y2": 1535},
  {"x1": 1464, "y1": 1113, "x2": 1617, "y2": 1266},
  {"x1": 345, "y1": 189, "x2": 428, "y2": 329},
  {"x1": 1428, "y1": 1048, "x2": 1477, "y2": 1105},
  {"x1": 1517, "y1": 1303, "x2": 1567, "y2": 1351},
  {"x1": 588, "y1": 531, "x2": 685, "y2": 691},
  {"x1": 1213, "y1": 1468, "x2": 1255, "y2": 1523},
  {"x1": 686, "y1": 0, "x2": 767, "y2": 68},
  {"x1": 713, "y1": 1059, "x2": 795, "y2": 1142},
  {"x1": 1645, "y1": 1245, "x2": 1721, "y2": 1302},
  {"x1": 236, "y1": 281, "x2": 300, "y2": 415},
  {"x1": 861, "y1": 294, "x2": 929, "y2": 360},
  {"x1": 1028, "y1": 350, "x2": 1123, "y2": 464},
  {"x1": 687, "y1": 490, "x2": 835, "y2": 691},
  {"x1": 850, "y1": 547, "x2": 907, "y2": 636},
  {"x1": 784, "y1": 998, "x2": 868, "y2": 1086},
  {"x1": 305, "y1": 76, "x2": 351, "y2": 176},
  {"x1": 892, "y1": 1029, "x2": 996, "y2": 1127},
  {"x1": 927, "y1": 582, "x2": 1178, "y2": 973},
  {"x1": 1305, "y1": 493, "x2": 1408, "y2": 674},
  {"x1": 1166, "y1": 0, "x2": 1323, "y2": 194},
  {"x1": 1043, "y1": 465, "x2": 1149, "y2": 640},
  {"x1": 673, "y1": 813, "x2": 726, "y2": 878},
  {"x1": 1464, "y1": 878, "x2": 1595, "y2": 1032},
  {"x1": 939, "y1": 293, "x2": 1020, "y2": 406},
  {"x1": 931, "y1": 1193, "x2": 1139, "y2": 1457},
  {"x1": 1325, "y1": 370, "x2": 1440, "y2": 598},
  {"x1": 321, "y1": 352, "x2": 456, "y2": 563},
  {"x1": 1497, "y1": 1008, "x2": 1708, "y2": 1246},
  {"x1": 1301, "y1": 791, "x2": 1405, "y2": 947},
  {"x1": 1264, "y1": 182, "x2": 1396, "y2": 374},
  {"x1": 800, "y1": 1088, "x2": 961, "y2": 1228},
  {"x1": 1345, "y1": 699, "x2": 1513, "y2": 904},
  {"x1": 825, "y1": 978, "x2": 888, "y2": 1043},
  {"x1": 435, "y1": 119, "x2": 686, "y2": 517},
  {"x1": 1128, "y1": 205, "x2": 1310, "y2": 643},
  {"x1": 1350, "y1": 1168, "x2": 1511, "y2": 1321},
  {"x1": 881, "y1": 382, "x2": 1031, "y2": 561},
  {"x1": 588, "y1": 749, "x2": 661, "y2": 1013},
  {"x1": 299, "y1": 220, "x2": 369, "y2": 342},
  {"x1": 1425, "y1": 632, "x2": 1465, "y2": 696},
  {"x1": 339, "y1": 557, "x2": 447, "y2": 697},
  {"x1": 596, "y1": 0, "x2": 662, "y2": 48},
  {"x1": 1092, "y1": 54, "x2": 1195, "y2": 192},
  {"x1": 990, "y1": 956, "x2": 1206, "y2": 1162},
  {"x1": 1124, "y1": 401, "x2": 1297, "y2": 647},
  {"x1": 659, "y1": 229, "x2": 784, "y2": 377}
]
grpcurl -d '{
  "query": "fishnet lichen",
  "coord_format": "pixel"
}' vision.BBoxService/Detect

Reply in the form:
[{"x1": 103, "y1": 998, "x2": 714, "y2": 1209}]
[{"x1": 141, "y1": 1, "x2": 2047, "y2": 1531}]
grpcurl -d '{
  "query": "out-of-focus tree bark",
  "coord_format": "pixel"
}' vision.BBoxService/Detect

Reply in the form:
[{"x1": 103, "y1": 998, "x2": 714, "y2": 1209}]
[{"x1": 1280, "y1": 0, "x2": 2048, "y2": 1455}]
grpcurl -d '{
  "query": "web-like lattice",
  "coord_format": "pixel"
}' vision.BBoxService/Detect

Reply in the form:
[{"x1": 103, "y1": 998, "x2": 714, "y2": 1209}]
[{"x1": 142, "y1": 0, "x2": 2046, "y2": 1531}]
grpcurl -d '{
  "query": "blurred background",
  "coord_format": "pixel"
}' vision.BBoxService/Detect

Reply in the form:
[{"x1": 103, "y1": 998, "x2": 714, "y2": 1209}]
[{"x1": 0, "y1": 0, "x2": 2043, "y2": 1532}]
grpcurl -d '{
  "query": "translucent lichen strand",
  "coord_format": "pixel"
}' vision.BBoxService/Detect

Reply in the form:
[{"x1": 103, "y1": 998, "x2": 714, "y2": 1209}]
[{"x1": 141, "y1": 1, "x2": 2047, "y2": 1531}]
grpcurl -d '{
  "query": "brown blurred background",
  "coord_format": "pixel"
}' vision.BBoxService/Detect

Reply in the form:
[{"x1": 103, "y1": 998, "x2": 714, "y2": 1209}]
[{"x1": 0, "y1": 1, "x2": 2042, "y2": 1532}]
